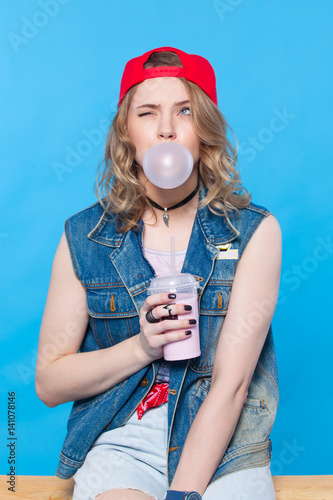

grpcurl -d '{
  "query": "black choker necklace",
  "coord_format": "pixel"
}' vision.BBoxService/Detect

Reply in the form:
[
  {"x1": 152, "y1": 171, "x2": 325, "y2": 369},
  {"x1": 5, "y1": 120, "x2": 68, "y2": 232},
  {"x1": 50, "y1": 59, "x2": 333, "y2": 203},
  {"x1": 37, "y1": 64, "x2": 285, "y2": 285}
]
[{"x1": 147, "y1": 182, "x2": 200, "y2": 227}]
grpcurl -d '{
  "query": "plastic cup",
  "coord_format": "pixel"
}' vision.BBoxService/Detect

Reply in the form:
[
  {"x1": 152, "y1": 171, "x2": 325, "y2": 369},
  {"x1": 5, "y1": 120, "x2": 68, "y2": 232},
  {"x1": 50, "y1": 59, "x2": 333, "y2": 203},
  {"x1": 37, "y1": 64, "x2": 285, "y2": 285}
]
[{"x1": 147, "y1": 273, "x2": 200, "y2": 361}]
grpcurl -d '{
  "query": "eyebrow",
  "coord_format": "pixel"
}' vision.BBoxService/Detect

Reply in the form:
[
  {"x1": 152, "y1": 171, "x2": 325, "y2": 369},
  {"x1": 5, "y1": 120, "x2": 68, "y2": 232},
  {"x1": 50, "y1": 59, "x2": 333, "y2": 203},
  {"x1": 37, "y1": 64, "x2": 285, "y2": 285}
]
[{"x1": 136, "y1": 100, "x2": 190, "y2": 109}]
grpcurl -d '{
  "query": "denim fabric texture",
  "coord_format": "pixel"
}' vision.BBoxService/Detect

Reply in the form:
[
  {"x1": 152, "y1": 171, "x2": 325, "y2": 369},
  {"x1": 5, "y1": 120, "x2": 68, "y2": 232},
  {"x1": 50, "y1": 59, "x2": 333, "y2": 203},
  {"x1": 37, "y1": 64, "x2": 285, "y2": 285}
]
[{"x1": 56, "y1": 185, "x2": 279, "y2": 485}]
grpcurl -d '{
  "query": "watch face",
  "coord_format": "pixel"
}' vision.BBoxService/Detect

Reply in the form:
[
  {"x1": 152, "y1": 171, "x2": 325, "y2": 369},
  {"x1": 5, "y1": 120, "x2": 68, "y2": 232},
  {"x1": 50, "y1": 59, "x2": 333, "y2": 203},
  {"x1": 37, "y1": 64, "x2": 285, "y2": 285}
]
[{"x1": 186, "y1": 493, "x2": 201, "y2": 500}]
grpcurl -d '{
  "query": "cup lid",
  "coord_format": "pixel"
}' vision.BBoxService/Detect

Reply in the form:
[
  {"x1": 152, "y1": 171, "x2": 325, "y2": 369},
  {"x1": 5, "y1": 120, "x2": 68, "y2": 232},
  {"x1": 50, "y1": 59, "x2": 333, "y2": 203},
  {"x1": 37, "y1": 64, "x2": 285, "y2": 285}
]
[{"x1": 148, "y1": 273, "x2": 200, "y2": 292}]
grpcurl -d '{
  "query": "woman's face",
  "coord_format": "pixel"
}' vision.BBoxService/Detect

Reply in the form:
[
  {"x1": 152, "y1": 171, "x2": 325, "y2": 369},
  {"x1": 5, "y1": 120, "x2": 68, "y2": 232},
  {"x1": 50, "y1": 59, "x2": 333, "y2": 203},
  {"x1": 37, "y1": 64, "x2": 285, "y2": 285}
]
[{"x1": 127, "y1": 77, "x2": 200, "y2": 170}]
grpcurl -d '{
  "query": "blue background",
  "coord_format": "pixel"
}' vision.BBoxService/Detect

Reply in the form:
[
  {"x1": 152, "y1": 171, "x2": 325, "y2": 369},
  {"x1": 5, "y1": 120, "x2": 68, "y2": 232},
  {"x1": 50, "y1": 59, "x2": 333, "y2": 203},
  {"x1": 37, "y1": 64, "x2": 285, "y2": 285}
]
[{"x1": 1, "y1": 0, "x2": 332, "y2": 477}]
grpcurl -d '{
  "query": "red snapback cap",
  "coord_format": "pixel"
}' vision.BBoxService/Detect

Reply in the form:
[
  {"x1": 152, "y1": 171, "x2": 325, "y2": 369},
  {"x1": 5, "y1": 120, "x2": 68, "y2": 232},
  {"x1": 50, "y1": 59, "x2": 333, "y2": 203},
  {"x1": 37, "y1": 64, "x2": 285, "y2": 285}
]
[{"x1": 118, "y1": 46, "x2": 217, "y2": 107}]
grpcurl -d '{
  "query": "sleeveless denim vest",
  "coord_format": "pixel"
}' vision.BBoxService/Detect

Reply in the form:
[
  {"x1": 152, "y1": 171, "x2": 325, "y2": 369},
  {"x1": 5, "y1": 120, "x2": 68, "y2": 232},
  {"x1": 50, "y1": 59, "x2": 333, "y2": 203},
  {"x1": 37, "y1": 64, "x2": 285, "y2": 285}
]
[{"x1": 56, "y1": 186, "x2": 279, "y2": 485}]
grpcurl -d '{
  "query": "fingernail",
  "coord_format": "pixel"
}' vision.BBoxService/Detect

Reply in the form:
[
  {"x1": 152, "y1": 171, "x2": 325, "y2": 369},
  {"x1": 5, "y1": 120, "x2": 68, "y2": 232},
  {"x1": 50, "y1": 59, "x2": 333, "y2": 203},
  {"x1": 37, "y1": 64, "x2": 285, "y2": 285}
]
[
  {"x1": 168, "y1": 293, "x2": 176, "y2": 299},
  {"x1": 184, "y1": 305, "x2": 192, "y2": 311},
  {"x1": 189, "y1": 319, "x2": 197, "y2": 325},
  {"x1": 185, "y1": 331, "x2": 192, "y2": 336}
]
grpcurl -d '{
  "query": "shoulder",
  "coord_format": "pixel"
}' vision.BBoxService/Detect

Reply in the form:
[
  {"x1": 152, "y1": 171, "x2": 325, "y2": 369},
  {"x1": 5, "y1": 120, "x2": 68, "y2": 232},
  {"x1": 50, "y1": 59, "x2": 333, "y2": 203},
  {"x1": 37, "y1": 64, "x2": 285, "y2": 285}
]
[
  {"x1": 243, "y1": 202, "x2": 281, "y2": 239},
  {"x1": 242, "y1": 202, "x2": 280, "y2": 238},
  {"x1": 63, "y1": 202, "x2": 120, "y2": 281},
  {"x1": 230, "y1": 207, "x2": 282, "y2": 292},
  {"x1": 65, "y1": 201, "x2": 105, "y2": 227},
  {"x1": 238, "y1": 210, "x2": 282, "y2": 267},
  {"x1": 226, "y1": 201, "x2": 281, "y2": 258},
  {"x1": 227, "y1": 199, "x2": 274, "y2": 235},
  {"x1": 231, "y1": 201, "x2": 272, "y2": 225},
  {"x1": 245, "y1": 201, "x2": 271, "y2": 216},
  {"x1": 65, "y1": 200, "x2": 118, "y2": 237},
  {"x1": 227, "y1": 201, "x2": 271, "y2": 228},
  {"x1": 251, "y1": 212, "x2": 282, "y2": 249}
]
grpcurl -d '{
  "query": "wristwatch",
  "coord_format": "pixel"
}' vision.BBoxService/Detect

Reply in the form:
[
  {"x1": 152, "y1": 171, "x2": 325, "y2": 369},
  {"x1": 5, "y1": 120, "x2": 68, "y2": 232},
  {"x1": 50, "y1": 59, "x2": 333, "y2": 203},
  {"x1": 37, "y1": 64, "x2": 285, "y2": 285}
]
[{"x1": 164, "y1": 490, "x2": 202, "y2": 500}]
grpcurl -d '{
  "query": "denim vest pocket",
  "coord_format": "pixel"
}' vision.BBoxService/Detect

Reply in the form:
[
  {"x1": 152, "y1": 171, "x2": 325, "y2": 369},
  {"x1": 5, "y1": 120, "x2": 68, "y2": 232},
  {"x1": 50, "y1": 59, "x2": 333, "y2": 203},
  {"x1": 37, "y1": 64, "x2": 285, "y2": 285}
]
[
  {"x1": 188, "y1": 376, "x2": 211, "y2": 423},
  {"x1": 229, "y1": 397, "x2": 272, "y2": 448},
  {"x1": 86, "y1": 285, "x2": 139, "y2": 348},
  {"x1": 86, "y1": 284, "x2": 137, "y2": 318},
  {"x1": 199, "y1": 282, "x2": 232, "y2": 315}
]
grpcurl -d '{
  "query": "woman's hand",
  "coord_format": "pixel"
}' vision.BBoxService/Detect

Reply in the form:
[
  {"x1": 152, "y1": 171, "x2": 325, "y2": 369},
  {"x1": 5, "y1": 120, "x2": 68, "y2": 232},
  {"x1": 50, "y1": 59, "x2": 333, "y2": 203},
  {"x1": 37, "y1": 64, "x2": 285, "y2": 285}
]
[{"x1": 138, "y1": 292, "x2": 196, "y2": 361}]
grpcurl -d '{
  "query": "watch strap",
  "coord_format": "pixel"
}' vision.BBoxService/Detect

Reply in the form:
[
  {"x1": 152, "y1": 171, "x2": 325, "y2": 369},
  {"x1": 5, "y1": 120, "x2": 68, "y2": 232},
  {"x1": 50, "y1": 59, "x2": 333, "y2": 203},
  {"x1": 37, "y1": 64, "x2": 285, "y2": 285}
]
[
  {"x1": 164, "y1": 490, "x2": 202, "y2": 500},
  {"x1": 164, "y1": 491, "x2": 186, "y2": 500}
]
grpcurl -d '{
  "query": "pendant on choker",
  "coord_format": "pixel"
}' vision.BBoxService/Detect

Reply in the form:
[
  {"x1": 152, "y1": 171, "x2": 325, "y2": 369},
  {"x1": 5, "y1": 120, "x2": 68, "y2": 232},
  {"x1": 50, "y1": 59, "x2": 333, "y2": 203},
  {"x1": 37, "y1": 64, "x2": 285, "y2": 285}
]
[
  {"x1": 147, "y1": 182, "x2": 200, "y2": 228},
  {"x1": 163, "y1": 209, "x2": 169, "y2": 227}
]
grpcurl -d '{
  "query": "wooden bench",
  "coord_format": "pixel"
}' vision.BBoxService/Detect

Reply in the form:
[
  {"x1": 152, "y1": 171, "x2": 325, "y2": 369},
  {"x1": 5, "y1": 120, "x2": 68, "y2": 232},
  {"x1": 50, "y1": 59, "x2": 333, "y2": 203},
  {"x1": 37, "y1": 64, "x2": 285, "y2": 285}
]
[{"x1": 0, "y1": 475, "x2": 332, "y2": 499}]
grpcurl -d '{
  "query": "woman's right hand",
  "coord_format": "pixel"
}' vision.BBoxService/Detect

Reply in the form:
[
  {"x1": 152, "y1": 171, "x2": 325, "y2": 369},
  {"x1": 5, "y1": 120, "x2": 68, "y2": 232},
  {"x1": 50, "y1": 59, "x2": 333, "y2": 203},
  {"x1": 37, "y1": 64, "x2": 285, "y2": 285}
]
[{"x1": 138, "y1": 292, "x2": 196, "y2": 361}]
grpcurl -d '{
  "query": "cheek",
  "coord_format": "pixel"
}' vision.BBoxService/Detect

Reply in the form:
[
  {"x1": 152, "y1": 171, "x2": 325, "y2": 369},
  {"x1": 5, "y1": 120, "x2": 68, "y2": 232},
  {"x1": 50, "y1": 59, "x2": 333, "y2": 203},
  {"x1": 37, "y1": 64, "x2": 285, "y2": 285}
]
[
  {"x1": 131, "y1": 135, "x2": 147, "y2": 166},
  {"x1": 127, "y1": 119, "x2": 138, "y2": 145},
  {"x1": 127, "y1": 124, "x2": 143, "y2": 156},
  {"x1": 181, "y1": 123, "x2": 200, "y2": 152},
  {"x1": 135, "y1": 150, "x2": 145, "y2": 166},
  {"x1": 188, "y1": 135, "x2": 201, "y2": 163},
  {"x1": 128, "y1": 117, "x2": 150, "y2": 143},
  {"x1": 129, "y1": 126, "x2": 156, "y2": 165}
]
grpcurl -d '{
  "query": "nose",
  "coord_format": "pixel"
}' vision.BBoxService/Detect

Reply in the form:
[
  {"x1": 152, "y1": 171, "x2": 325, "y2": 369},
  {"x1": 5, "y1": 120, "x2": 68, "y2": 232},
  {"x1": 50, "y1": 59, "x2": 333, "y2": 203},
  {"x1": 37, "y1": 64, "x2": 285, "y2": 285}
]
[{"x1": 157, "y1": 114, "x2": 176, "y2": 140}]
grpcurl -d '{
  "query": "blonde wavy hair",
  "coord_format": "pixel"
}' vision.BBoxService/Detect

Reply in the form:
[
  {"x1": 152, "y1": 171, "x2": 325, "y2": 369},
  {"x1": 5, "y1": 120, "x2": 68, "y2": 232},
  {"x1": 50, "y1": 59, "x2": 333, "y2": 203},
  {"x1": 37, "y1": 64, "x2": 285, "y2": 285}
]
[{"x1": 96, "y1": 51, "x2": 251, "y2": 232}]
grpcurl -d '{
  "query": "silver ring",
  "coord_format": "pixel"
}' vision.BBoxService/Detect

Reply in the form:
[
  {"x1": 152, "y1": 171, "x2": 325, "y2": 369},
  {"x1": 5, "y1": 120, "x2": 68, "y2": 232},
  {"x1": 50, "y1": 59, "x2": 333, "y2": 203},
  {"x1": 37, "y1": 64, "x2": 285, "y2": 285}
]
[{"x1": 145, "y1": 309, "x2": 159, "y2": 324}]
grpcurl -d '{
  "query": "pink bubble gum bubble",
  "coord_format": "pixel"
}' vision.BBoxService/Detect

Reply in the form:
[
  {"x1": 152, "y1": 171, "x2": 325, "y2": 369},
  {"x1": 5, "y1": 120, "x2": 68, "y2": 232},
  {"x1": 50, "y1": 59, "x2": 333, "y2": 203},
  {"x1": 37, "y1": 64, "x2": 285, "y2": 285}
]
[{"x1": 142, "y1": 143, "x2": 193, "y2": 189}]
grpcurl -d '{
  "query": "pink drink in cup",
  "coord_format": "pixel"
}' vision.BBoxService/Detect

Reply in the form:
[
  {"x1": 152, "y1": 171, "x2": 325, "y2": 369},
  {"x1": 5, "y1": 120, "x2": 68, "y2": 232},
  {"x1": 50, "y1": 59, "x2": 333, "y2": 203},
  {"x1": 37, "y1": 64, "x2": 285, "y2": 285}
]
[{"x1": 147, "y1": 273, "x2": 200, "y2": 361}]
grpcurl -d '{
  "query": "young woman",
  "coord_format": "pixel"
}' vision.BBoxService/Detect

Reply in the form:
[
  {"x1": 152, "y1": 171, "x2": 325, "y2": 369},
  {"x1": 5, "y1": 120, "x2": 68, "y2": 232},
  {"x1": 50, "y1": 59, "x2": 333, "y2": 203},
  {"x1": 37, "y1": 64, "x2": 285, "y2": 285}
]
[{"x1": 36, "y1": 47, "x2": 281, "y2": 500}]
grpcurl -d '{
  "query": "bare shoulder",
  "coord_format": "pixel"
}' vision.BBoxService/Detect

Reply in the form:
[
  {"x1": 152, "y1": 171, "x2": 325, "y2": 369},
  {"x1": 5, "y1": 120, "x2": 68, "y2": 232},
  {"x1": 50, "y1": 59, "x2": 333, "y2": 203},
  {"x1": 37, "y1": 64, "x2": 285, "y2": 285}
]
[
  {"x1": 243, "y1": 214, "x2": 282, "y2": 257},
  {"x1": 53, "y1": 231, "x2": 73, "y2": 266},
  {"x1": 45, "y1": 230, "x2": 87, "y2": 318},
  {"x1": 234, "y1": 213, "x2": 282, "y2": 287},
  {"x1": 51, "y1": 232, "x2": 81, "y2": 287},
  {"x1": 253, "y1": 213, "x2": 281, "y2": 243}
]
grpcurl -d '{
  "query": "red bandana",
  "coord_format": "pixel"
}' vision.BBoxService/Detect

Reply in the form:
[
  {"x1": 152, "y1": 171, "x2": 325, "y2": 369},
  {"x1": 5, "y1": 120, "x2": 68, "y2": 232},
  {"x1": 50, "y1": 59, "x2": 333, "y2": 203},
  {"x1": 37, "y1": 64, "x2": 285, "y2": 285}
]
[{"x1": 137, "y1": 382, "x2": 169, "y2": 420}]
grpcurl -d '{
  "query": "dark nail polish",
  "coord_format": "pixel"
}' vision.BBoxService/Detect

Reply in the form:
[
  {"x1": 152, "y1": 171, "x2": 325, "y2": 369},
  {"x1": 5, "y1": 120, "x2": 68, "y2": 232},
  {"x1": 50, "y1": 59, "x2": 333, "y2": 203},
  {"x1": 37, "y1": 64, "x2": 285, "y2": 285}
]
[
  {"x1": 168, "y1": 293, "x2": 176, "y2": 299},
  {"x1": 184, "y1": 305, "x2": 192, "y2": 311},
  {"x1": 189, "y1": 319, "x2": 197, "y2": 325},
  {"x1": 185, "y1": 331, "x2": 192, "y2": 336}
]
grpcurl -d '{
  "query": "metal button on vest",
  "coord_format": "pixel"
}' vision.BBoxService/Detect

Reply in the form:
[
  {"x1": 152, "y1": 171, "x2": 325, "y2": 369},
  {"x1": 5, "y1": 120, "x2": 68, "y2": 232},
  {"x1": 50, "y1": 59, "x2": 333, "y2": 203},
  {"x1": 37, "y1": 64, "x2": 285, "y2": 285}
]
[{"x1": 140, "y1": 377, "x2": 149, "y2": 387}]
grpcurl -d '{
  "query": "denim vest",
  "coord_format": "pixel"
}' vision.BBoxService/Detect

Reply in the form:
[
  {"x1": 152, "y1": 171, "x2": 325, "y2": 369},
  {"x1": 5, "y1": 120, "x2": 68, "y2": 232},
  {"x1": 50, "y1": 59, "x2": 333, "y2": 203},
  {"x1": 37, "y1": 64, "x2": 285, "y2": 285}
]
[{"x1": 56, "y1": 186, "x2": 279, "y2": 484}]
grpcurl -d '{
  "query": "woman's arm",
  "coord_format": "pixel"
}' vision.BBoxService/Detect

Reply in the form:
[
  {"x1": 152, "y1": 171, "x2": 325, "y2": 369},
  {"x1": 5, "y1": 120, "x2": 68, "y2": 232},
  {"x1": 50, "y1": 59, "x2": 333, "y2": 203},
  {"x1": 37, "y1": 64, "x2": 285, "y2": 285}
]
[
  {"x1": 35, "y1": 232, "x2": 148, "y2": 407},
  {"x1": 36, "y1": 232, "x2": 194, "y2": 407},
  {"x1": 170, "y1": 214, "x2": 282, "y2": 495}
]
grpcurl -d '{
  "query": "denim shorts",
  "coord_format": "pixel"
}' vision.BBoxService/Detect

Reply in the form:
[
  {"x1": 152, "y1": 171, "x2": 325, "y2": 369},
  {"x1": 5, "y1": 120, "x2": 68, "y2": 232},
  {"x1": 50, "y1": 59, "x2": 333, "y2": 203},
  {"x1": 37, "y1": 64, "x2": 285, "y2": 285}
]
[{"x1": 72, "y1": 403, "x2": 275, "y2": 500}]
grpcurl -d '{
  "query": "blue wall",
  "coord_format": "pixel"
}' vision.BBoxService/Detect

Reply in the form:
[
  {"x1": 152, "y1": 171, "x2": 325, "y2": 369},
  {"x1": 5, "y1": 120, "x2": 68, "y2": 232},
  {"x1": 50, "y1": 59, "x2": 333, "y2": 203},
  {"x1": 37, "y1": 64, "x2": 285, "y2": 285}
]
[{"x1": 1, "y1": 0, "x2": 332, "y2": 477}]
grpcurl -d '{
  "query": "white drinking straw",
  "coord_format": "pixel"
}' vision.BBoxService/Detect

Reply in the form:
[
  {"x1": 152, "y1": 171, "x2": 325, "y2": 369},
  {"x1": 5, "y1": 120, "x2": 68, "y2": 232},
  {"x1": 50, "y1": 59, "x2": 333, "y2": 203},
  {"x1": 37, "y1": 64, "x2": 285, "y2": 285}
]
[{"x1": 170, "y1": 235, "x2": 176, "y2": 276}]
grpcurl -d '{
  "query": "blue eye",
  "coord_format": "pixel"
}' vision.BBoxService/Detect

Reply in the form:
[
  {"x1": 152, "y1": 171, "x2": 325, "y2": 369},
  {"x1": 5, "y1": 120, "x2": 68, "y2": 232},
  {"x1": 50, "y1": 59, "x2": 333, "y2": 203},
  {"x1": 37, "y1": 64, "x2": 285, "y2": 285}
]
[{"x1": 179, "y1": 107, "x2": 191, "y2": 115}]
